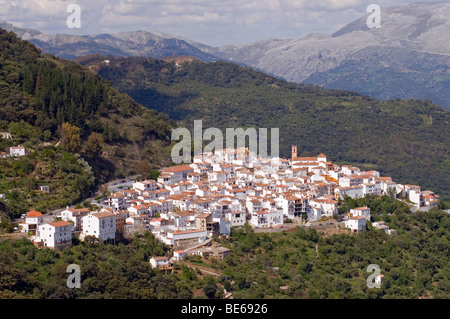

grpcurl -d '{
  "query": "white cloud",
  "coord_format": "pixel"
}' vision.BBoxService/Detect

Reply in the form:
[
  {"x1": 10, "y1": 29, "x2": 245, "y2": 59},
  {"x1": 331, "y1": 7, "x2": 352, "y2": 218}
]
[{"x1": 0, "y1": 0, "x2": 444, "y2": 45}]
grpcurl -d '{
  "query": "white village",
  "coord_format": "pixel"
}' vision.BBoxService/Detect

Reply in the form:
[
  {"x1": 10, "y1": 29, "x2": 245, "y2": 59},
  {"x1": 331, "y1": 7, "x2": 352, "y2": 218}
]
[{"x1": 17, "y1": 145, "x2": 441, "y2": 271}]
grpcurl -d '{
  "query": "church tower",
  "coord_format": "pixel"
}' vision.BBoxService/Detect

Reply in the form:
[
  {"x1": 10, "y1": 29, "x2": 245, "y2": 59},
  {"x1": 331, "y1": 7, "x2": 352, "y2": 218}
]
[{"x1": 292, "y1": 144, "x2": 298, "y2": 159}]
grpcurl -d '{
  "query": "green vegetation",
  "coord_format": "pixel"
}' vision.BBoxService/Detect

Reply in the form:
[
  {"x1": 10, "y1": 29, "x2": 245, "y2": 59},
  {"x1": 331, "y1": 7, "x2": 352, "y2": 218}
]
[
  {"x1": 0, "y1": 233, "x2": 192, "y2": 299},
  {"x1": 1, "y1": 29, "x2": 449, "y2": 300},
  {"x1": 212, "y1": 208, "x2": 450, "y2": 299},
  {"x1": 0, "y1": 120, "x2": 97, "y2": 223},
  {"x1": 338, "y1": 195, "x2": 412, "y2": 217},
  {"x1": 0, "y1": 28, "x2": 176, "y2": 217},
  {"x1": 1, "y1": 208, "x2": 448, "y2": 299},
  {"x1": 76, "y1": 55, "x2": 450, "y2": 201},
  {"x1": 0, "y1": 146, "x2": 95, "y2": 218}
]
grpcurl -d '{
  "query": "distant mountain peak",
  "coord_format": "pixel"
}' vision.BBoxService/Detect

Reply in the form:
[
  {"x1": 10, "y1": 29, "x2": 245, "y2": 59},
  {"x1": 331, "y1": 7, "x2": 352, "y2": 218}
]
[
  {"x1": 332, "y1": 2, "x2": 450, "y2": 39},
  {"x1": 0, "y1": 19, "x2": 42, "y2": 39}
]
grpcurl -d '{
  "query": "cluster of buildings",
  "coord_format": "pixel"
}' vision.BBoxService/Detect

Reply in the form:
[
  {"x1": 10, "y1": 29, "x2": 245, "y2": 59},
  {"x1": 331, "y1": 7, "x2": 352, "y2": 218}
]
[
  {"x1": 19, "y1": 145, "x2": 438, "y2": 250},
  {"x1": 19, "y1": 208, "x2": 119, "y2": 249}
]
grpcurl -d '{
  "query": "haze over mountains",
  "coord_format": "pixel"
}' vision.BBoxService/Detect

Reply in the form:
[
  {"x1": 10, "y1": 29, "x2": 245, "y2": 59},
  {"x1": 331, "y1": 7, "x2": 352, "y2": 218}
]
[
  {"x1": 2, "y1": 2, "x2": 450, "y2": 109},
  {"x1": 0, "y1": 19, "x2": 219, "y2": 62}
]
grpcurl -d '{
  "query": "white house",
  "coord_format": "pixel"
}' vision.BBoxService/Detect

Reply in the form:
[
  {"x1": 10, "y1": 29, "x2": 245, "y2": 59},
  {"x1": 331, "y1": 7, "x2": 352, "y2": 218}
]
[
  {"x1": 159, "y1": 165, "x2": 194, "y2": 184},
  {"x1": 36, "y1": 221, "x2": 73, "y2": 249},
  {"x1": 372, "y1": 221, "x2": 390, "y2": 234},
  {"x1": 149, "y1": 256, "x2": 171, "y2": 271},
  {"x1": 157, "y1": 173, "x2": 174, "y2": 186},
  {"x1": 20, "y1": 210, "x2": 43, "y2": 234},
  {"x1": 127, "y1": 204, "x2": 149, "y2": 216},
  {"x1": 208, "y1": 171, "x2": 229, "y2": 184},
  {"x1": 246, "y1": 197, "x2": 263, "y2": 214},
  {"x1": 106, "y1": 192, "x2": 125, "y2": 210},
  {"x1": 133, "y1": 180, "x2": 157, "y2": 193},
  {"x1": 151, "y1": 199, "x2": 173, "y2": 213},
  {"x1": 362, "y1": 183, "x2": 378, "y2": 196},
  {"x1": 345, "y1": 216, "x2": 366, "y2": 233},
  {"x1": 307, "y1": 206, "x2": 322, "y2": 222},
  {"x1": 81, "y1": 211, "x2": 116, "y2": 241},
  {"x1": 408, "y1": 188, "x2": 422, "y2": 206},
  {"x1": 158, "y1": 229, "x2": 207, "y2": 246},
  {"x1": 171, "y1": 210, "x2": 197, "y2": 228},
  {"x1": 250, "y1": 208, "x2": 283, "y2": 228},
  {"x1": 372, "y1": 221, "x2": 397, "y2": 235},
  {"x1": 60, "y1": 207, "x2": 90, "y2": 231},
  {"x1": 172, "y1": 250, "x2": 187, "y2": 261},
  {"x1": 187, "y1": 172, "x2": 201, "y2": 183},
  {"x1": 309, "y1": 198, "x2": 338, "y2": 219},
  {"x1": 339, "y1": 176, "x2": 363, "y2": 187},
  {"x1": 149, "y1": 217, "x2": 165, "y2": 230},
  {"x1": 276, "y1": 195, "x2": 309, "y2": 219},
  {"x1": 226, "y1": 211, "x2": 246, "y2": 227},
  {"x1": 10, "y1": 145, "x2": 26, "y2": 157},
  {"x1": 349, "y1": 207, "x2": 371, "y2": 221},
  {"x1": 145, "y1": 202, "x2": 162, "y2": 216}
]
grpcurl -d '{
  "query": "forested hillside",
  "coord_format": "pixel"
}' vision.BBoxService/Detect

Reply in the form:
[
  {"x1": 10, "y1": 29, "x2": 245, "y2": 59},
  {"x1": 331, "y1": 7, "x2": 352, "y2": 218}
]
[
  {"x1": 77, "y1": 55, "x2": 450, "y2": 201},
  {"x1": 1, "y1": 204, "x2": 449, "y2": 299},
  {"x1": 0, "y1": 29, "x2": 175, "y2": 216}
]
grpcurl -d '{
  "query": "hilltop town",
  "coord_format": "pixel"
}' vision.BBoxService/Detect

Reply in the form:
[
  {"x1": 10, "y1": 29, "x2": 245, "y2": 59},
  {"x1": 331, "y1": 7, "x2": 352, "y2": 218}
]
[{"x1": 16, "y1": 145, "x2": 440, "y2": 266}]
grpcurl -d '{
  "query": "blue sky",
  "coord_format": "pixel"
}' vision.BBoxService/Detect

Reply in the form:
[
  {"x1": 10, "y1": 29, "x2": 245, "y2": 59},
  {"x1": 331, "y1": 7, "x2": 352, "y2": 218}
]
[{"x1": 0, "y1": 0, "x2": 444, "y2": 46}]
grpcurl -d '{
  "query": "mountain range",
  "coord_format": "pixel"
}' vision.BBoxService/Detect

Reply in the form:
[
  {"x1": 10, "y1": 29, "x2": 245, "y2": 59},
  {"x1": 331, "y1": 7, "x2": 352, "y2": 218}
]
[
  {"x1": 0, "y1": 19, "x2": 219, "y2": 62},
  {"x1": 204, "y1": 2, "x2": 450, "y2": 110},
  {"x1": 3, "y1": 3, "x2": 450, "y2": 109}
]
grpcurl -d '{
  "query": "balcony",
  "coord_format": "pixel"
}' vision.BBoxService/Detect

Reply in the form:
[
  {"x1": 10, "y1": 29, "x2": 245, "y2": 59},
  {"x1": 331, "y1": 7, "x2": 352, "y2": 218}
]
[{"x1": 157, "y1": 265, "x2": 173, "y2": 272}]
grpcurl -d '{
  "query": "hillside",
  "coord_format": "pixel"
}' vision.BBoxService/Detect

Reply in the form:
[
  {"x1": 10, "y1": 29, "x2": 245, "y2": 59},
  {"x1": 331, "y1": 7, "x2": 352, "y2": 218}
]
[
  {"x1": 76, "y1": 55, "x2": 450, "y2": 201},
  {"x1": 1, "y1": 205, "x2": 449, "y2": 299},
  {"x1": 0, "y1": 28, "x2": 175, "y2": 216}
]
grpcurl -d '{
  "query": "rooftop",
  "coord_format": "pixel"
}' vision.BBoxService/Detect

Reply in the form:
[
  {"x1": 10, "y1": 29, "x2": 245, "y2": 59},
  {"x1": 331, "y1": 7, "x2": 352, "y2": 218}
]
[
  {"x1": 49, "y1": 221, "x2": 72, "y2": 228},
  {"x1": 27, "y1": 211, "x2": 42, "y2": 217}
]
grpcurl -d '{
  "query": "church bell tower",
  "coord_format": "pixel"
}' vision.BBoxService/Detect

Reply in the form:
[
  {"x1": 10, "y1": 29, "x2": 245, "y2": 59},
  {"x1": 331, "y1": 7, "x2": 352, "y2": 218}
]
[{"x1": 292, "y1": 144, "x2": 298, "y2": 159}]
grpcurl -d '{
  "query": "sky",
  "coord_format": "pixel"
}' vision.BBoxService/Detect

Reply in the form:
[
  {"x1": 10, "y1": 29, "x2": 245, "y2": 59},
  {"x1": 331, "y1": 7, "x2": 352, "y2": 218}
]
[{"x1": 0, "y1": 0, "x2": 444, "y2": 46}]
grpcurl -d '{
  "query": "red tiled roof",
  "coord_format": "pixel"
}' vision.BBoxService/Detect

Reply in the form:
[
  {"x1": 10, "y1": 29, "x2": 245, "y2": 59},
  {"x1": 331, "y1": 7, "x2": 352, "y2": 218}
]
[
  {"x1": 163, "y1": 165, "x2": 193, "y2": 173},
  {"x1": 27, "y1": 211, "x2": 42, "y2": 217},
  {"x1": 49, "y1": 221, "x2": 72, "y2": 227}
]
